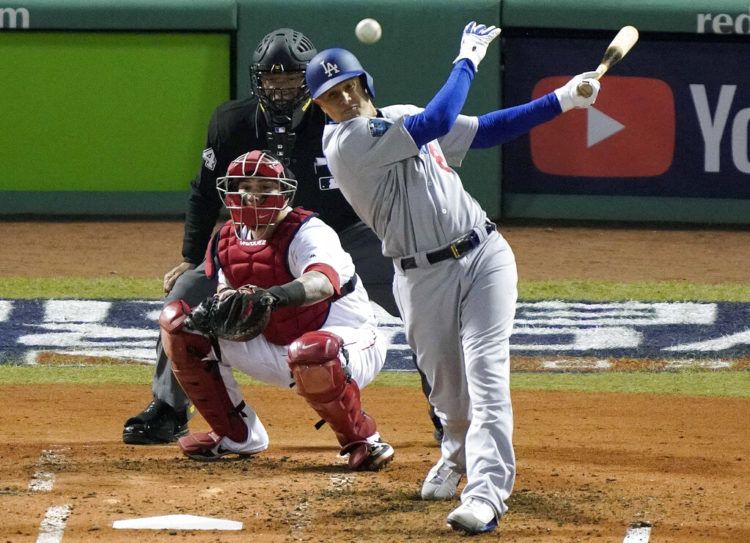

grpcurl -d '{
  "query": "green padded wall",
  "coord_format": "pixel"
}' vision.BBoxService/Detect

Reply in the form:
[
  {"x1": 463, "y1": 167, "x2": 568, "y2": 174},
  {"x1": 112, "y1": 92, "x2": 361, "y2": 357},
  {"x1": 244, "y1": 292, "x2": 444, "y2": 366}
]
[
  {"x1": 0, "y1": 0, "x2": 236, "y2": 30},
  {"x1": 0, "y1": 32, "x2": 230, "y2": 214}
]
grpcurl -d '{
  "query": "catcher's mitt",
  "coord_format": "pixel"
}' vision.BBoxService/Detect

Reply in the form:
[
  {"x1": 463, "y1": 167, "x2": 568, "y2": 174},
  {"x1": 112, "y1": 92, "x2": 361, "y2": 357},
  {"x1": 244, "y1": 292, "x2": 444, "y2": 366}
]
[{"x1": 188, "y1": 289, "x2": 277, "y2": 341}]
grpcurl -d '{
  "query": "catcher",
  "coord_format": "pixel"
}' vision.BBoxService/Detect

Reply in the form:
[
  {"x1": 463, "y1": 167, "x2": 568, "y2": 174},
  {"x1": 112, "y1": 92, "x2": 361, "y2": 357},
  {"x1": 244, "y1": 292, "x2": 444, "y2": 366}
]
[{"x1": 159, "y1": 150, "x2": 394, "y2": 471}]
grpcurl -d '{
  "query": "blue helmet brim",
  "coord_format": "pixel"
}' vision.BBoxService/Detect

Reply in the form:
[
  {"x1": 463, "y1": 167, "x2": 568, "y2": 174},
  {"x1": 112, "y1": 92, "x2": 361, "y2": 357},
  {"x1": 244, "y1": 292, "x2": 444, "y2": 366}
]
[{"x1": 311, "y1": 70, "x2": 374, "y2": 99}]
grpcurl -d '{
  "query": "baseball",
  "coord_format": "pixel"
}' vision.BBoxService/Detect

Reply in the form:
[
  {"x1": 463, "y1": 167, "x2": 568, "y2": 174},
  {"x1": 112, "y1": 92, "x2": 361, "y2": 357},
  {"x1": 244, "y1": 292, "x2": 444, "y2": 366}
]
[{"x1": 355, "y1": 18, "x2": 382, "y2": 44}]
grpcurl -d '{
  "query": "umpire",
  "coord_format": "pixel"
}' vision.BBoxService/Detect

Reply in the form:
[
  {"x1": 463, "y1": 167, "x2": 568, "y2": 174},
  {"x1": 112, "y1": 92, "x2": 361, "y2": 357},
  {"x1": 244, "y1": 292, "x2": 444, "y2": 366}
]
[{"x1": 123, "y1": 28, "x2": 442, "y2": 444}]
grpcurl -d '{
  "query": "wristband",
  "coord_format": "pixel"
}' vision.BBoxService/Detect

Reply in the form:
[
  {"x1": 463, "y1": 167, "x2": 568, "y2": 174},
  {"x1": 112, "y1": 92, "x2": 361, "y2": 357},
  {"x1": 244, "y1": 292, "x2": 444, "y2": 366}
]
[{"x1": 268, "y1": 282, "x2": 307, "y2": 307}]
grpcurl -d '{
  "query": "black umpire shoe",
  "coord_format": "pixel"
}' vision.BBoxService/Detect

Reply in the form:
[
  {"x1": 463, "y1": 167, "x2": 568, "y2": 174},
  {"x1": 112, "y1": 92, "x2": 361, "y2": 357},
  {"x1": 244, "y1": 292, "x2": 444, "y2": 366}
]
[{"x1": 122, "y1": 399, "x2": 189, "y2": 445}]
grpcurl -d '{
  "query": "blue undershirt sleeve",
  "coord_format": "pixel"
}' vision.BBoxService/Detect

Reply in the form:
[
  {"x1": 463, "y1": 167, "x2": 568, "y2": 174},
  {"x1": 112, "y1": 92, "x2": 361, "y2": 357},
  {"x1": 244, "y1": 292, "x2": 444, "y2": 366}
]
[
  {"x1": 470, "y1": 92, "x2": 562, "y2": 149},
  {"x1": 403, "y1": 60, "x2": 475, "y2": 148}
]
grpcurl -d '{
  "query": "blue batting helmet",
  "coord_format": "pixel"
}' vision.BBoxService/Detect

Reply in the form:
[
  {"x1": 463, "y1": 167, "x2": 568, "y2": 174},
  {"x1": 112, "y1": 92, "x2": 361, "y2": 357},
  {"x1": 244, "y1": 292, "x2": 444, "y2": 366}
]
[{"x1": 306, "y1": 48, "x2": 375, "y2": 99}]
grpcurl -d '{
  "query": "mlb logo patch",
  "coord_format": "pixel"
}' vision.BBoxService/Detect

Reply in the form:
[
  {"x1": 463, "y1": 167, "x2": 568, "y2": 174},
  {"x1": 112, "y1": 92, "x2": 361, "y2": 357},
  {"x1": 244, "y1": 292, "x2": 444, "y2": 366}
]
[{"x1": 368, "y1": 118, "x2": 392, "y2": 137}]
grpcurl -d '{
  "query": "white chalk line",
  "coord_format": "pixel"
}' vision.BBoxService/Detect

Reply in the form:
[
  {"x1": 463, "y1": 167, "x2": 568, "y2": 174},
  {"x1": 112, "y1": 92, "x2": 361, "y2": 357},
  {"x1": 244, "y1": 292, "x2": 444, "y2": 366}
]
[
  {"x1": 623, "y1": 523, "x2": 652, "y2": 542},
  {"x1": 28, "y1": 449, "x2": 71, "y2": 542},
  {"x1": 36, "y1": 504, "x2": 72, "y2": 543},
  {"x1": 28, "y1": 448, "x2": 67, "y2": 492}
]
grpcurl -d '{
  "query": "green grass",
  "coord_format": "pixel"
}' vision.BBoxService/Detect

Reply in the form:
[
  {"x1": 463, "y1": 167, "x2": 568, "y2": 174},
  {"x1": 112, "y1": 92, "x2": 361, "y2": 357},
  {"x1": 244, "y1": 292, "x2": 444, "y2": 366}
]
[
  {"x1": 2, "y1": 276, "x2": 749, "y2": 301},
  {"x1": 0, "y1": 276, "x2": 163, "y2": 299},
  {"x1": 1, "y1": 276, "x2": 748, "y2": 398},
  {"x1": 519, "y1": 280, "x2": 750, "y2": 302},
  {"x1": 1, "y1": 365, "x2": 747, "y2": 397}
]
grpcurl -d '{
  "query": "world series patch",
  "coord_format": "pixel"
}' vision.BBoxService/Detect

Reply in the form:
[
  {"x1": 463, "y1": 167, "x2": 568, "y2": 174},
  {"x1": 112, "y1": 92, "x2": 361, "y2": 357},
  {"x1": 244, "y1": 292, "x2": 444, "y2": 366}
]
[{"x1": 368, "y1": 118, "x2": 392, "y2": 137}]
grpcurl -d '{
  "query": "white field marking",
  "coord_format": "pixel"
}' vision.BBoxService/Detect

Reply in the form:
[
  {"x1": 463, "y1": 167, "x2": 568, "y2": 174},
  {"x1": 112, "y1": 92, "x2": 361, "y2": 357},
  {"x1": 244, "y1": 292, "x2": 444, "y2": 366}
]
[
  {"x1": 665, "y1": 328, "x2": 750, "y2": 352},
  {"x1": 623, "y1": 523, "x2": 651, "y2": 542},
  {"x1": 36, "y1": 504, "x2": 72, "y2": 543},
  {"x1": 0, "y1": 299, "x2": 11, "y2": 321},
  {"x1": 512, "y1": 326, "x2": 642, "y2": 350},
  {"x1": 28, "y1": 448, "x2": 68, "y2": 492},
  {"x1": 28, "y1": 471, "x2": 54, "y2": 492},
  {"x1": 372, "y1": 302, "x2": 401, "y2": 324},
  {"x1": 288, "y1": 498, "x2": 311, "y2": 538},
  {"x1": 146, "y1": 309, "x2": 161, "y2": 321},
  {"x1": 54, "y1": 348, "x2": 155, "y2": 361},
  {"x1": 112, "y1": 514, "x2": 242, "y2": 530},
  {"x1": 44, "y1": 300, "x2": 111, "y2": 323},
  {"x1": 24, "y1": 350, "x2": 40, "y2": 365},
  {"x1": 663, "y1": 358, "x2": 733, "y2": 370},
  {"x1": 17, "y1": 322, "x2": 157, "y2": 361},
  {"x1": 516, "y1": 301, "x2": 716, "y2": 326},
  {"x1": 542, "y1": 359, "x2": 612, "y2": 371},
  {"x1": 536, "y1": 358, "x2": 734, "y2": 371},
  {"x1": 19, "y1": 322, "x2": 157, "y2": 340},
  {"x1": 329, "y1": 474, "x2": 355, "y2": 491}
]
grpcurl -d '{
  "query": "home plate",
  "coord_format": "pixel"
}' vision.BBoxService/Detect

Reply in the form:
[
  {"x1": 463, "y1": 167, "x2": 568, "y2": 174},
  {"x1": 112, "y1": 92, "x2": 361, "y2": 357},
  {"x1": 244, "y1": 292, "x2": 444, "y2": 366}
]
[{"x1": 112, "y1": 514, "x2": 242, "y2": 530}]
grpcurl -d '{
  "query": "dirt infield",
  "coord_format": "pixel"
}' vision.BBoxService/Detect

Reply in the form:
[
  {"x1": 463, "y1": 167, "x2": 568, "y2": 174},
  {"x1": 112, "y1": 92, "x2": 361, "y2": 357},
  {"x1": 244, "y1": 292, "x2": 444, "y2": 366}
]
[
  {"x1": 3, "y1": 384, "x2": 749, "y2": 542},
  {"x1": 2, "y1": 221, "x2": 749, "y2": 282},
  {"x1": 1, "y1": 222, "x2": 749, "y2": 542}
]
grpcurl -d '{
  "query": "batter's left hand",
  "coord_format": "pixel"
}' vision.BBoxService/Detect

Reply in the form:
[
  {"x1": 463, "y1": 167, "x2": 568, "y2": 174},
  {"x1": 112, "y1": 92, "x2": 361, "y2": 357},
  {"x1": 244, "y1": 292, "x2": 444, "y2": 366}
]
[
  {"x1": 453, "y1": 21, "x2": 501, "y2": 72},
  {"x1": 554, "y1": 71, "x2": 600, "y2": 112}
]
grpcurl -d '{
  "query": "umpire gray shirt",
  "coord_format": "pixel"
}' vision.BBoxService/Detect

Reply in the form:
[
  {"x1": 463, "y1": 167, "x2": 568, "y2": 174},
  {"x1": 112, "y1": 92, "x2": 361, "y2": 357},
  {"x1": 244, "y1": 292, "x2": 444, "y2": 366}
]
[{"x1": 321, "y1": 105, "x2": 488, "y2": 259}]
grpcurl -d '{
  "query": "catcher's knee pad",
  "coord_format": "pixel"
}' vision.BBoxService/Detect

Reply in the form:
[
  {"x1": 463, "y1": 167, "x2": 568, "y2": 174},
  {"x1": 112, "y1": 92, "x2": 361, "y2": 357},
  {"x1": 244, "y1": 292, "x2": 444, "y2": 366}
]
[
  {"x1": 288, "y1": 331, "x2": 377, "y2": 450},
  {"x1": 159, "y1": 300, "x2": 248, "y2": 443}
]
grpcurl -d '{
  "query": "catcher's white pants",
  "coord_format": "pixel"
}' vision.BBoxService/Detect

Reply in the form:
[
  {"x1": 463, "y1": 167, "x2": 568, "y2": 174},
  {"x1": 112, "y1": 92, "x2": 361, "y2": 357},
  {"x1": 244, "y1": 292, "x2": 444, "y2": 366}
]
[
  {"x1": 208, "y1": 324, "x2": 387, "y2": 453},
  {"x1": 393, "y1": 231, "x2": 517, "y2": 517}
]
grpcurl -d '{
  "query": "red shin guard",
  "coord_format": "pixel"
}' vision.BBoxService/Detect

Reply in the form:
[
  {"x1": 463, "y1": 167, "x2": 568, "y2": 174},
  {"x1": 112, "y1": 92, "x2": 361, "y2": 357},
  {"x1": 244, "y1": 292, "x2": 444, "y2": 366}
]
[
  {"x1": 288, "y1": 331, "x2": 377, "y2": 450},
  {"x1": 160, "y1": 300, "x2": 248, "y2": 443}
]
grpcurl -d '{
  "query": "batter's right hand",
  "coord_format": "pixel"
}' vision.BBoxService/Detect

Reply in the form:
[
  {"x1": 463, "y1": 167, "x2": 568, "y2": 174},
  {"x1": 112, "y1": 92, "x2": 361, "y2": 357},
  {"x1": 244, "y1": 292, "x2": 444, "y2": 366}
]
[
  {"x1": 453, "y1": 21, "x2": 501, "y2": 72},
  {"x1": 163, "y1": 261, "x2": 196, "y2": 293}
]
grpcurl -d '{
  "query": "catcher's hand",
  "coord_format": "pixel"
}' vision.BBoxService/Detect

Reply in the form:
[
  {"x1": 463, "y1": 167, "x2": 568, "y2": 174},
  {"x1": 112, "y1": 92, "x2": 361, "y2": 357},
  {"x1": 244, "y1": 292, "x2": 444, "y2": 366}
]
[{"x1": 187, "y1": 289, "x2": 277, "y2": 342}]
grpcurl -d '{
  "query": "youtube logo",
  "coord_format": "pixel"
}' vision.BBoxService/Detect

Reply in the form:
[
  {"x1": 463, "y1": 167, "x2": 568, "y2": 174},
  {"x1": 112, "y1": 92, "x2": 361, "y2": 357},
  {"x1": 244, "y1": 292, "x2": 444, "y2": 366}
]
[{"x1": 530, "y1": 76, "x2": 675, "y2": 177}]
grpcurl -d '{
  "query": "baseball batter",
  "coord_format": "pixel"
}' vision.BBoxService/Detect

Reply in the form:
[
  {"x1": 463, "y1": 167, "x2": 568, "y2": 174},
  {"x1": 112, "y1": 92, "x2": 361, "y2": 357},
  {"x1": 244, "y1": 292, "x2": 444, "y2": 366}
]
[
  {"x1": 305, "y1": 22, "x2": 600, "y2": 533},
  {"x1": 160, "y1": 150, "x2": 394, "y2": 470}
]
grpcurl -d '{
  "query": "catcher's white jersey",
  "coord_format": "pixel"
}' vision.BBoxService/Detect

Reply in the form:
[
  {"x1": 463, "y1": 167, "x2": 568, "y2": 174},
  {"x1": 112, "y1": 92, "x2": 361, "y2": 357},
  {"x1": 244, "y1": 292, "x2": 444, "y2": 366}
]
[
  {"x1": 218, "y1": 216, "x2": 374, "y2": 330},
  {"x1": 215, "y1": 216, "x2": 386, "y2": 390}
]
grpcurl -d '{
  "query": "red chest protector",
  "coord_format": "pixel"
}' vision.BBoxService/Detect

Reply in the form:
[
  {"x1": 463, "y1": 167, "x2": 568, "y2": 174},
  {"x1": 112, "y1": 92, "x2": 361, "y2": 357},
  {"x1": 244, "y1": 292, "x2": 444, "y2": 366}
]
[{"x1": 205, "y1": 208, "x2": 331, "y2": 345}]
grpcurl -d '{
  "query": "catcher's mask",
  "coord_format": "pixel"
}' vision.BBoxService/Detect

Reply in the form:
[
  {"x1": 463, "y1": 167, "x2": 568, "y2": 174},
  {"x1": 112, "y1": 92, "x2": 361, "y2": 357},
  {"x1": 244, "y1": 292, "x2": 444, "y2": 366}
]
[
  {"x1": 216, "y1": 150, "x2": 297, "y2": 239},
  {"x1": 250, "y1": 28, "x2": 317, "y2": 128}
]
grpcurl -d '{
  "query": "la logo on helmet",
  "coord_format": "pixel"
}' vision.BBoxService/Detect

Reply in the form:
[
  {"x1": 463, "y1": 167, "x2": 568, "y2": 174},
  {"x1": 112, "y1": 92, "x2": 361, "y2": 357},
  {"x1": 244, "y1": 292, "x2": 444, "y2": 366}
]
[{"x1": 321, "y1": 61, "x2": 340, "y2": 78}]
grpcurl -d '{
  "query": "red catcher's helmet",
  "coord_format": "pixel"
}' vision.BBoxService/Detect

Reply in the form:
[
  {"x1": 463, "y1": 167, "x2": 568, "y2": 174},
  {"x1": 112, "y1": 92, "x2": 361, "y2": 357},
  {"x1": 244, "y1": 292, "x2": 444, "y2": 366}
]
[{"x1": 216, "y1": 150, "x2": 297, "y2": 238}]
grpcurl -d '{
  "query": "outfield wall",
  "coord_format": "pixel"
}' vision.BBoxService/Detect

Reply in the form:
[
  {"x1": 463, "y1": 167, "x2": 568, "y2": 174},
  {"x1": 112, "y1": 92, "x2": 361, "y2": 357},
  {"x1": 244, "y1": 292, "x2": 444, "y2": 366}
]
[
  {"x1": 0, "y1": 0, "x2": 748, "y2": 224},
  {"x1": 0, "y1": 0, "x2": 234, "y2": 215},
  {"x1": 500, "y1": 0, "x2": 750, "y2": 224}
]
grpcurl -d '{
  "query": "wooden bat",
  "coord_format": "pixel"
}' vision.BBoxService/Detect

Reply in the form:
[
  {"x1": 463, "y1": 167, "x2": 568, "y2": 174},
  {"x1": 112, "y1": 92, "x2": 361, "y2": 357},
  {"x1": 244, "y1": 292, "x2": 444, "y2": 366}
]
[{"x1": 577, "y1": 25, "x2": 639, "y2": 97}]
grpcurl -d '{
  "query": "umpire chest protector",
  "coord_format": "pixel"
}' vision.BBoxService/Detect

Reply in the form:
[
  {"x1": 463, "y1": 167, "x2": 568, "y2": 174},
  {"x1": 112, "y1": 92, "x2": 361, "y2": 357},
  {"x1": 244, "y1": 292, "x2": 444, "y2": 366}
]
[{"x1": 207, "y1": 208, "x2": 331, "y2": 345}]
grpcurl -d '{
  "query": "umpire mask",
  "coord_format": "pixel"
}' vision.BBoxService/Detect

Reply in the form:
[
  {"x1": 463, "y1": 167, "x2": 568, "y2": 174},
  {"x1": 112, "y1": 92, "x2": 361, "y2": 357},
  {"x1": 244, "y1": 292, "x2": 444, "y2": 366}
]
[
  {"x1": 217, "y1": 150, "x2": 297, "y2": 240},
  {"x1": 250, "y1": 28, "x2": 317, "y2": 129}
]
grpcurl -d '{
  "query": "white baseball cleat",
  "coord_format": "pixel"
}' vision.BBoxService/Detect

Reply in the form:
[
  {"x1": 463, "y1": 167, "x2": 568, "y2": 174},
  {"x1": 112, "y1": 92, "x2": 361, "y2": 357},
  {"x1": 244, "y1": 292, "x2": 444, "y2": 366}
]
[
  {"x1": 178, "y1": 431, "x2": 265, "y2": 461},
  {"x1": 344, "y1": 439, "x2": 395, "y2": 471},
  {"x1": 446, "y1": 497, "x2": 498, "y2": 534},
  {"x1": 420, "y1": 459, "x2": 462, "y2": 500}
]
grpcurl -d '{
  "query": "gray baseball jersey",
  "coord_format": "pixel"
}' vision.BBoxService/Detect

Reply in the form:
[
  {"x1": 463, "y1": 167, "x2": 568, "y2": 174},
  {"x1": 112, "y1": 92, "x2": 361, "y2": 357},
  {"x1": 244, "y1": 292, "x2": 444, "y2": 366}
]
[
  {"x1": 322, "y1": 105, "x2": 487, "y2": 258},
  {"x1": 322, "y1": 105, "x2": 518, "y2": 517}
]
